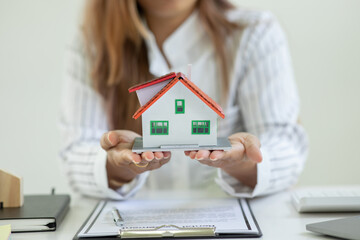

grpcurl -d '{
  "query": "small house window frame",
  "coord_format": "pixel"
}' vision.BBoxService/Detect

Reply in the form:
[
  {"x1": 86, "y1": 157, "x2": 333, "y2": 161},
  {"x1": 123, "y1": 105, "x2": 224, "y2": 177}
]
[
  {"x1": 150, "y1": 121, "x2": 169, "y2": 135},
  {"x1": 192, "y1": 120, "x2": 210, "y2": 135},
  {"x1": 175, "y1": 99, "x2": 185, "y2": 114}
]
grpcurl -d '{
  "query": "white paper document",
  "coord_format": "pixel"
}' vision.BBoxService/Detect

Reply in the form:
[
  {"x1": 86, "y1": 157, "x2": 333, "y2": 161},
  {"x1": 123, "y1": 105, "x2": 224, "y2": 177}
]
[{"x1": 77, "y1": 198, "x2": 260, "y2": 238}]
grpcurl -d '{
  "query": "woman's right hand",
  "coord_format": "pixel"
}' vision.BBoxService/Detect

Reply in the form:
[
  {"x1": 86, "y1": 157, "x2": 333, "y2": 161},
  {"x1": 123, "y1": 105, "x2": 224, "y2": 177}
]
[{"x1": 100, "y1": 130, "x2": 171, "y2": 190}]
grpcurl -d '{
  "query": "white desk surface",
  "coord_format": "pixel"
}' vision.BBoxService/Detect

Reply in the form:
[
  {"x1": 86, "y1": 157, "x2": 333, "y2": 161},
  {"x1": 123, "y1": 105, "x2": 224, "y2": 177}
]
[{"x1": 9, "y1": 190, "x2": 359, "y2": 240}]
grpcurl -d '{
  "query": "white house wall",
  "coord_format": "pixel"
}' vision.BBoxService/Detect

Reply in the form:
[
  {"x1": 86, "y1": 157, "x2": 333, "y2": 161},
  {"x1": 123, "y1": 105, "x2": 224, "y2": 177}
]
[{"x1": 142, "y1": 81, "x2": 217, "y2": 148}]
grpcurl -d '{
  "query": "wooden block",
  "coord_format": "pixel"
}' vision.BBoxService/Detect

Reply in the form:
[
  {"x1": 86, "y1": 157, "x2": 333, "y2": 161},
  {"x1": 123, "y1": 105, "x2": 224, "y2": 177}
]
[{"x1": 0, "y1": 169, "x2": 23, "y2": 208}]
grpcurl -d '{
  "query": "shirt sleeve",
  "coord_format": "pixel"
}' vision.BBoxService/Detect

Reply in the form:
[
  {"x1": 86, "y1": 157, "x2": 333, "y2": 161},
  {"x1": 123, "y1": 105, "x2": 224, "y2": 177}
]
[
  {"x1": 59, "y1": 35, "x2": 148, "y2": 199},
  {"x1": 216, "y1": 16, "x2": 309, "y2": 198}
]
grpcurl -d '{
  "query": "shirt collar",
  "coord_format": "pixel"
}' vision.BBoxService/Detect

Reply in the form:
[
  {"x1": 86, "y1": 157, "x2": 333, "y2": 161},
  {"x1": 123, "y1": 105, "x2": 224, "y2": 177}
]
[{"x1": 142, "y1": 10, "x2": 206, "y2": 76}]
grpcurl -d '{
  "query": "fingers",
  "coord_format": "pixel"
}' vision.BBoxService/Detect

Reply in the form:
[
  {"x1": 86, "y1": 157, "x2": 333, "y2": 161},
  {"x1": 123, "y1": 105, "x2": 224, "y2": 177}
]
[
  {"x1": 182, "y1": 133, "x2": 262, "y2": 172},
  {"x1": 100, "y1": 130, "x2": 141, "y2": 151},
  {"x1": 114, "y1": 130, "x2": 141, "y2": 143},
  {"x1": 209, "y1": 150, "x2": 225, "y2": 161},
  {"x1": 189, "y1": 151, "x2": 197, "y2": 159},
  {"x1": 141, "y1": 151, "x2": 155, "y2": 161},
  {"x1": 186, "y1": 150, "x2": 224, "y2": 161},
  {"x1": 195, "y1": 150, "x2": 210, "y2": 160},
  {"x1": 131, "y1": 153, "x2": 142, "y2": 163},
  {"x1": 163, "y1": 151, "x2": 171, "y2": 159},
  {"x1": 243, "y1": 135, "x2": 262, "y2": 163},
  {"x1": 130, "y1": 151, "x2": 171, "y2": 173},
  {"x1": 185, "y1": 150, "x2": 226, "y2": 169},
  {"x1": 100, "y1": 131, "x2": 120, "y2": 150},
  {"x1": 110, "y1": 145, "x2": 171, "y2": 169},
  {"x1": 228, "y1": 133, "x2": 262, "y2": 163},
  {"x1": 154, "y1": 151, "x2": 164, "y2": 160},
  {"x1": 108, "y1": 144, "x2": 140, "y2": 166},
  {"x1": 138, "y1": 151, "x2": 171, "y2": 163}
]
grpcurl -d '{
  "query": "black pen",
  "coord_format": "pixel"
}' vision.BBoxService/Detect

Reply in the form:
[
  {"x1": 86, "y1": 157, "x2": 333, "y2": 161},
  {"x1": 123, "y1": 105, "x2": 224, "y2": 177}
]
[{"x1": 111, "y1": 208, "x2": 124, "y2": 227}]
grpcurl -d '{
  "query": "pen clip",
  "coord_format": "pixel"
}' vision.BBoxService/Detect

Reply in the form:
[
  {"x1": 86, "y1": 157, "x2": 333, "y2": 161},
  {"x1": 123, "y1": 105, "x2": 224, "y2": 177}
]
[
  {"x1": 119, "y1": 224, "x2": 216, "y2": 238},
  {"x1": 111, "y1": 208, "x2": 124, "y2": 227}
]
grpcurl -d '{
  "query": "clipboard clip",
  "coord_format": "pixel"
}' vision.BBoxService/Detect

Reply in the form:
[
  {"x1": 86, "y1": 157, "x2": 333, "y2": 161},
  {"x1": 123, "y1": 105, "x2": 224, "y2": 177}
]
[{"x1": 119, "y1": 224, "x2": 216, "y2": 238}]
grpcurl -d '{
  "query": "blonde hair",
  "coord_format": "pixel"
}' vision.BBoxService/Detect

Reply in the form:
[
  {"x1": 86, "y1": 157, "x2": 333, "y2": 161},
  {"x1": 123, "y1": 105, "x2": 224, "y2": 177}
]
[{"x1": 83, "y1": 0, "x2": 240, "y2": 133}]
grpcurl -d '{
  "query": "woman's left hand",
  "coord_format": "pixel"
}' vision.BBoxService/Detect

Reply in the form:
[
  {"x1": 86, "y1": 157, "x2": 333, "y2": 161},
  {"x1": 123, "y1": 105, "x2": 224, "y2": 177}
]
[{"x1": 184, "y1": 132, "x2": 262, "y2": 188}]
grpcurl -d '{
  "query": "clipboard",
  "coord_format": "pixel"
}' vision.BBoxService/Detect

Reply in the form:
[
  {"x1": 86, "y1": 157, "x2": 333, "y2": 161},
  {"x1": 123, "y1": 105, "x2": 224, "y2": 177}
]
[{"x1": 73, "y1": 198, "x2": 262, "y2": 239}]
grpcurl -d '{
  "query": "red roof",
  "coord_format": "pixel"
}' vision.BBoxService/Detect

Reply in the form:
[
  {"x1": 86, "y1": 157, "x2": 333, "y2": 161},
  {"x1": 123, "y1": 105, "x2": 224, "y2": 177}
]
[
  {"x1": 131, "y1": 72, "x2": 225, "y2": 119},
  {"x1": 128, "y1": 72, "x2": 176, "y2": 92}
]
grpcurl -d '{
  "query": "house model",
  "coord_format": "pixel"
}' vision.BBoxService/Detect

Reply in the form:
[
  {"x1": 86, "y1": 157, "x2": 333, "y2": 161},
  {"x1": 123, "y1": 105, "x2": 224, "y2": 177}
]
[{"x1": 129, "y1": 72, "x2": 231, "y2": 152}]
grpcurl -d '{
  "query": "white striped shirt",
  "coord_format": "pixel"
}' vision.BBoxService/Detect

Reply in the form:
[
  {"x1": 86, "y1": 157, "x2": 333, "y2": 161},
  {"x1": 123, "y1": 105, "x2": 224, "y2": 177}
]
[{"x1": 59, "y1": 9, "x2": 308, "y2": 199}]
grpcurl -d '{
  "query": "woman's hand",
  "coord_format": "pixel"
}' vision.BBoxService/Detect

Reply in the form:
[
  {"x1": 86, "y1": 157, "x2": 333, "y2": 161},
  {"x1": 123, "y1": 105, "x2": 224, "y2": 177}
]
[
  {"x1": 185, "y1": 133, "x2": 262, "y2": 188},
  {"x1": 100, "y1": 130, "x2": 171, "y2": 190}
]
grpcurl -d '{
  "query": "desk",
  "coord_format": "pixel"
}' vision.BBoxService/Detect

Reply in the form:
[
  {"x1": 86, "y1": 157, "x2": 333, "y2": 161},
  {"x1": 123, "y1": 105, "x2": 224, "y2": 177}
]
[{"x1": 9, "y1": 190, "x2": 359, "y2": 240}]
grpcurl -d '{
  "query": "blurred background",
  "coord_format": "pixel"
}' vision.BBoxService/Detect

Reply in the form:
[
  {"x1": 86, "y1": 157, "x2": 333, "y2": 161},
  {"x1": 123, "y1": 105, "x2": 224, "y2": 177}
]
[{"x1": 0, "y1": 0, "x2": 359, "y2": 194}]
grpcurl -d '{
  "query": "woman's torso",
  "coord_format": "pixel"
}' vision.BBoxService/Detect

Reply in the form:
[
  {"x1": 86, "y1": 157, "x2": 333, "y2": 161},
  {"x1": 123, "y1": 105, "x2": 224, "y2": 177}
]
[{"x1": 141, "y1": 8, "x2": 272, "y2": 190}]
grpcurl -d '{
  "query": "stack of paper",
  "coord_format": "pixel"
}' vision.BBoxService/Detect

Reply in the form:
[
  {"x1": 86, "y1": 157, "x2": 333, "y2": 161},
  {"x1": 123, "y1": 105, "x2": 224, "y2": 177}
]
[{"x1": 75, "y1": 198, "x2": 261, "y2": 239}]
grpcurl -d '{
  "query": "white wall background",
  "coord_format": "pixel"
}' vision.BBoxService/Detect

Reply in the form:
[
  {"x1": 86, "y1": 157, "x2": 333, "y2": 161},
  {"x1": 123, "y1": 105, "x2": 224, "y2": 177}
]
[
  {"x1": 0, "y1": 0, "x2": 359, "y2": 194},
  {"x1": 0, "y1": 0, "x2": 84, "y2": 194}
]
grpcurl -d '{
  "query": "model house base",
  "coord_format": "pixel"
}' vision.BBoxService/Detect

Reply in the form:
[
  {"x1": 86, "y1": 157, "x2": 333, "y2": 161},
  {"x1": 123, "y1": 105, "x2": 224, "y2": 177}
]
[{"x1": 132, "y1": 137, "x2": 231, "y2": 153}]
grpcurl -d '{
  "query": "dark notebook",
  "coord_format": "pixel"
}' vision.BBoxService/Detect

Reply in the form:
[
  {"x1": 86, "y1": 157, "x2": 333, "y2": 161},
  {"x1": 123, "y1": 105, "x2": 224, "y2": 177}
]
[{"x1": 0, "y1": 194, "x2": 70, "y2": 232}]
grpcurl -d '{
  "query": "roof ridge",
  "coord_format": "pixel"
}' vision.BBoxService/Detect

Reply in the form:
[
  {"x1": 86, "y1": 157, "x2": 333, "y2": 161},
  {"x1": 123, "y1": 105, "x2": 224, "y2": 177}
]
[
  {"x1": 179, "y1": 77, "x2": 225, "y2": 119},
  {"x1": 132, "y1": 77, "x2": 180, "y2": 119},
  {"x1": 131, "y1": 72, "x2": 225, "y2": 119},
  {"x1": 128, "y1": 72, "x2": 176, "y2": 93}
]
